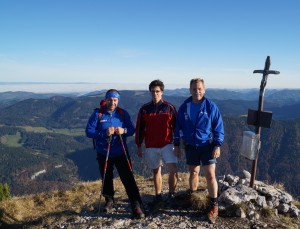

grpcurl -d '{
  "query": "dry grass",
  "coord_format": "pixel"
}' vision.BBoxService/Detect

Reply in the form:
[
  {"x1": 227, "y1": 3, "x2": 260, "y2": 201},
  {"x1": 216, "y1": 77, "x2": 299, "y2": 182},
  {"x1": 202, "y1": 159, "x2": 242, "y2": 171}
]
[
  {"x1": 262, "y1": 180, "x2": 286, "y2": 192},
  {"x1": 2, "y1": 173, "x2": 299, "y2": 228},
  {"x1": 272, "y1": 182, "x2": 286, "y2": 191},
  {"x1": 0, "y1": 172, "x2": 208, "y2": 226},
  {"x1": 281, "y1": 215, "x2": 300, "y2": 229},
  {"x1": 225, "y1": 202, "x2": 248, "y2": 216},
  {"x1": 0, "y1": 177, "x2": 131, "y2": 225},
  {"x1": 0, "y1": 181, "x2": 101, "y2": 224},
  {"x1": 294, "y1": 200, "x2": 300, "y2": 209},
  {"x1": 261, "y1": 207, "x2": 275, "y2": 218},
  {"x1": 0, "y1": 177, "x2": 136, "y2": 228}
]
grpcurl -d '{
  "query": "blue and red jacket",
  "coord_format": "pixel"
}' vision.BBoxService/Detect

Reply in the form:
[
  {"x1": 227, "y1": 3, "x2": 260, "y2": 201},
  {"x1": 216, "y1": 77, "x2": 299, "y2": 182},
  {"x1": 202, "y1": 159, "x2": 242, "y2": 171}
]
[
  {"x1": 135, "y1": 99, "x2": 177, "y2": 148},
  {"x1": 174, "y1": 96, "x2": 224, "y2": 147},
  {"x1": 85, "y1": 107, "x2": 135, "y2": 157}
]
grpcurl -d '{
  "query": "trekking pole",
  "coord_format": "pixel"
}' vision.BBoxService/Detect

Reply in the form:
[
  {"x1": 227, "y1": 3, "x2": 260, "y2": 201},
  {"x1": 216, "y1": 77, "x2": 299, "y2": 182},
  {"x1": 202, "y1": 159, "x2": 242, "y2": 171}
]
[
  {"x1": 118, "y1": 134, "x2": 146, "y2": 215},
  {"x1": 119, "y1": 134, "x2": 133, "y2": 171},
  {"x1": 98, "y1": 135, "x2": 112, "y2": 218}
]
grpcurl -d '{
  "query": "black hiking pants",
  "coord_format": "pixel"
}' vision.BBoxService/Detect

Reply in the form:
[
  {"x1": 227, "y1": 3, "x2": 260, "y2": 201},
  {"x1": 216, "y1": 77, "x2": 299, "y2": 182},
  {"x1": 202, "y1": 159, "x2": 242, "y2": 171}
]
[{"x1": 97, "y1": 152, "x2": 142, "y2": 205}]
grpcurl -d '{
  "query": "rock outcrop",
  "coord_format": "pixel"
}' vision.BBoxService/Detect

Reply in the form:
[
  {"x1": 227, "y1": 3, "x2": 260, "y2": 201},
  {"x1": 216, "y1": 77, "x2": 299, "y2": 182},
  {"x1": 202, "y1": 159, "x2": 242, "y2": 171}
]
[{"x1": 218, "y1": 170, "x2": 299, "y2": 221}]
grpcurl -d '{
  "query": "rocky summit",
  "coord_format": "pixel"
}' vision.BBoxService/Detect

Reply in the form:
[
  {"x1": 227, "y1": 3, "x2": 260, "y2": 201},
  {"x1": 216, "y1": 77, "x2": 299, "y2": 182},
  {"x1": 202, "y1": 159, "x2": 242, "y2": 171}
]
[{"x1": 0, "y1": 172, "x2": 299, "y2": 228}]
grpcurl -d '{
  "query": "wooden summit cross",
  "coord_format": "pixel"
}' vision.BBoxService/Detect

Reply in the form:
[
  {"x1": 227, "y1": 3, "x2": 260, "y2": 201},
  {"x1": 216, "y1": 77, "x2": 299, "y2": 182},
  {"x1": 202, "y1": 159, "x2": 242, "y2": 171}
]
[{"x1": 247, "y1": 56, "x2": 280, "y2": 188}]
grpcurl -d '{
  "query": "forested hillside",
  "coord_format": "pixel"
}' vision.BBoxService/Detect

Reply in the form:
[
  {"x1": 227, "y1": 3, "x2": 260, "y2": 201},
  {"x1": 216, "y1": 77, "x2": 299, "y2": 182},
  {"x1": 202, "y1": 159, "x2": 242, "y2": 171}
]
[{"x1": 0, "y1": 90, "x2": 299, "y2": 199}]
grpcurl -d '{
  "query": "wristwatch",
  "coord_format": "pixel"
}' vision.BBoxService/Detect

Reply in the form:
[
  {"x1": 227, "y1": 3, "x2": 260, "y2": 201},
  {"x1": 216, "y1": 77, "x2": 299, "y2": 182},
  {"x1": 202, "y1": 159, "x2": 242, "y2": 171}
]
[{"x1": 124, "y1": 128, "x2": 127, "y2": 134}]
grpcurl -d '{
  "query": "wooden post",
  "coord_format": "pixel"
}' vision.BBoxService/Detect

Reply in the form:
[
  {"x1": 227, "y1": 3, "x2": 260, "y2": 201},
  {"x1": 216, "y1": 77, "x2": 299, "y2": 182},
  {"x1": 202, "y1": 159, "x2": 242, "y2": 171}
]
[{"x1": 249, "y1": 56, "x2": 280, "y2": 188}]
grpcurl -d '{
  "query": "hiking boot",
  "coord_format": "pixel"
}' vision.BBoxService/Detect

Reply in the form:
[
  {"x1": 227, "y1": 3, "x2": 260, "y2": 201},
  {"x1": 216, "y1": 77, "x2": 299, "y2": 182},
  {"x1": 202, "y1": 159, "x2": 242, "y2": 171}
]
[
  {"x1": 207, "y1": 203, "x2": 218, "y2": 223},
  {"x1": 102, "y1": 198, "x2": 113, "y2": 213},
  {"x1": 166, "y1": 192, "x2": 176, "y2": 204},
  {"x1": 131, "y1": 201, "x2": 145, "y2": 219},
  {"x1": 152, "y1": 193, "x2": 164, "y2": 203},
  {"x1": 148, "y1": 194, "x2": 164, "y2": 210},
  {"x1": 187, "y1": 189, "x2": 196, "y2": 195}
]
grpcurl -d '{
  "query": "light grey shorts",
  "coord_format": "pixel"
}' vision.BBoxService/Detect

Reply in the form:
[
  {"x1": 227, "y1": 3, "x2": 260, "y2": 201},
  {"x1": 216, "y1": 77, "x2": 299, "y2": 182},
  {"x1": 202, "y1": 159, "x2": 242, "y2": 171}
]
[{"x1": 144, "y1": 144, "x2": 178, "y2": 169}]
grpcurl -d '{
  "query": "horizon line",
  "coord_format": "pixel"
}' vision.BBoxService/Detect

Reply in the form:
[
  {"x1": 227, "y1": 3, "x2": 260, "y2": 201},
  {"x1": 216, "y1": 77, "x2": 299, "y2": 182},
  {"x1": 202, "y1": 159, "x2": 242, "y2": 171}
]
[{"x1": 0, "y1": 82, "x2": 300, "y2": 93}]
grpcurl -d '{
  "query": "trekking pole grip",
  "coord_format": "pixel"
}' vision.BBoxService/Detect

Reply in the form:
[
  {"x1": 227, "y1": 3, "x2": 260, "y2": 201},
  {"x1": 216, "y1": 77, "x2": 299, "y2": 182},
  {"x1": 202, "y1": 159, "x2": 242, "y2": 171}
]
[{"x1": 107, "y1": 134, "x2": 112, "y2": 143}]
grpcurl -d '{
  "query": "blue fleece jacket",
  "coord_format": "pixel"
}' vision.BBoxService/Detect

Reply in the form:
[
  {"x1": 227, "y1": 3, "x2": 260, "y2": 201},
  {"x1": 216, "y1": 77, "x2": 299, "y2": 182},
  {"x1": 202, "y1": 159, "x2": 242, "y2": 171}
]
[
  {"x1": 85, "y1": 107, "x2": 135, "y2": 157},
  {"x1": 174, "y1": 96, "x2": 224, "y2": 147}
]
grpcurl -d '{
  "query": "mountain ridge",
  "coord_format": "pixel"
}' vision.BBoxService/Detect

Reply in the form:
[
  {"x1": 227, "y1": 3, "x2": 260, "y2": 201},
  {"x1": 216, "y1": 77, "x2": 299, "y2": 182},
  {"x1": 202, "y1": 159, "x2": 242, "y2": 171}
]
[{"x1": 2, "y1": 88, "x2": 300, "y2": 108}]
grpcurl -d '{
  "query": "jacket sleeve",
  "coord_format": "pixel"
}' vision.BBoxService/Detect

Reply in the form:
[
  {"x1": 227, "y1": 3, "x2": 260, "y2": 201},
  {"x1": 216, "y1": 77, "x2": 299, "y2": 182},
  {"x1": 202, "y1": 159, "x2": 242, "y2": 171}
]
[
  {"x1": 85, "y1": 111, "x2": 106, "y2": 139},
  {"x1": 173, "y1": 105, "x2": 183, "y2": 146},
  {"x1": 123, "y1": 110, "x2": 135, "y2": 136},
  {"x1": 135, "y1": 107, "x2": 145, "y2": 147},
  {"x1": 211, "y1": 105, "x2": 224, "y2": 146},
  {"x1": 170, "y1": 104, "x2": 177, "y2": 135}
]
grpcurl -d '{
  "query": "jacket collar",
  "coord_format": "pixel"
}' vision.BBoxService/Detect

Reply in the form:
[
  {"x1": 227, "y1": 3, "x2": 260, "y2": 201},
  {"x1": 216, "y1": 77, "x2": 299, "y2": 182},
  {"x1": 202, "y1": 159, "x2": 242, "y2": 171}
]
[
  {"x1": 184, "y1": 96, "x2": 206, "y2": 104},
  {"x1": 152, "y1": 99, "x2": 163, "y2": 106}
]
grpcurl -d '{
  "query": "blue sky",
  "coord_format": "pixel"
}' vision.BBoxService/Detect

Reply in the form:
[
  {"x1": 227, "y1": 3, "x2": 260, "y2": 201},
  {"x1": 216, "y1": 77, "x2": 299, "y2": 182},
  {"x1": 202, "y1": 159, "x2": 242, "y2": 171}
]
[{"x1": 0, "y1": 0, "x2": 299, "y2": 91}]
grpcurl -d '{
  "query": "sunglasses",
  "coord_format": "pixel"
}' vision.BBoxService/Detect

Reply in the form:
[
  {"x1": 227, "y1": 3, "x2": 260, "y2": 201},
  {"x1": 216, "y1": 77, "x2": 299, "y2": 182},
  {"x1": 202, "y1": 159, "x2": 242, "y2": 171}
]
[{"x1": 151, "y1": 90, "x2": 161, "y2": 93}]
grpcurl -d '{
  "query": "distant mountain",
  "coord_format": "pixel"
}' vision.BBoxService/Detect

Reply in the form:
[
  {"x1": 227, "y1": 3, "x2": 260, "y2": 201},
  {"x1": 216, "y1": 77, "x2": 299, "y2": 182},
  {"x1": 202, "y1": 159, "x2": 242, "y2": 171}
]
[
  {"x1": 2, "y1": 88, "x2": 300, "y2": 108},
  {"x1": 165, "y1": 88, "x2": 300, "y2": 106},
  {"x1": 0, "y1": 91, "x2": 80, "y2": 108}
]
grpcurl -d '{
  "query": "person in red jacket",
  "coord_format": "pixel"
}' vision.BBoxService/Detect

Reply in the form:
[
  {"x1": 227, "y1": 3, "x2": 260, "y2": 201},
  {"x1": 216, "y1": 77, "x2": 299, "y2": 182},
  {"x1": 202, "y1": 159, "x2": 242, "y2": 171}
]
[{"x1": 135, "y1": 79, "x2": 178, "y2": 205}]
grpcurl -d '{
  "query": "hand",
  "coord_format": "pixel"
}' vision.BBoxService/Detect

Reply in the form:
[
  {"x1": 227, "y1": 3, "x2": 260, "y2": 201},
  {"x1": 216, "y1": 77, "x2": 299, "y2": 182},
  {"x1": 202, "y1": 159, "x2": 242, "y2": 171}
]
[
  {"x1": 106, "y1": 127, "x2": 115, "y2": 136},
  {"x1": 114, "y1": 127, "x2": 125, "y2": 135},
  {"x1": 212, "y1": 146, "x2": 221, "y2": 158},
  {"x1": 137, "y1": 147, "x2": 143, "y2": 158},
  {"x1": 173, "y1": 146, "x2": 182, "y2": 158}
]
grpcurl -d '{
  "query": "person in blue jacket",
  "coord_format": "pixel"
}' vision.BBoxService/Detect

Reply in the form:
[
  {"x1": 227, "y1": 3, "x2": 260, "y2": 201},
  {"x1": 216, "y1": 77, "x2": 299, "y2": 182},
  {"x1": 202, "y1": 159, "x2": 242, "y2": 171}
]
[
  {"x1": 85, "y1": 89, "x2": 145, "y2": 219},
  {"x1": 173, "y1": 78, "x2": 224, "y2": 223}
]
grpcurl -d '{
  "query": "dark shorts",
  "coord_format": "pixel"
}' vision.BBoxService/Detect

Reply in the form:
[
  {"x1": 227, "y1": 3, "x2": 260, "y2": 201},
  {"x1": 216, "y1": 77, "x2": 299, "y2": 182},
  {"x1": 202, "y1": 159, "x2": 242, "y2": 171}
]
[{"x1": 185, "y1": 143, "x2": 217, "y2": 166}]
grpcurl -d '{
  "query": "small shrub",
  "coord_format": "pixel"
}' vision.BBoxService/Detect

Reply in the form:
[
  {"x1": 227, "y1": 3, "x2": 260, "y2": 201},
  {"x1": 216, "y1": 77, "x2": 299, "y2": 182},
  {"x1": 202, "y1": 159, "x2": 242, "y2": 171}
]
[
  {"x1": 293, "y1": 200, "x2": 300, "y2": 209},
  {"x1": 190, "y1": 192, "x2": 209, "y2": 211},
  {"x1": 272, "y1": 182, "x2": 285, "y2": 191},
  {"x1": 0, "y1": 183, "x2": 11, "y2": 201},
  {"x1": 224, "y1": 202, "x2": 248, "y2": 217},
  {"x1": 261, "y1": 207, "x2": 274, "y2": 218}
]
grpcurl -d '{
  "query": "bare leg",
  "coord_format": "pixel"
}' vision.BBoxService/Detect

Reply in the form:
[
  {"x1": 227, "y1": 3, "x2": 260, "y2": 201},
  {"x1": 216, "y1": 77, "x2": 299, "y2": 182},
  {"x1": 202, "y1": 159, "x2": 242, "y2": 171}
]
[
  {"x1": 202, "y1": 164, "x2": 217, "y2": 198},
  {"x1": 188, "y1": 165, "x2": 200, "y2": 191},
  {"x1": 167, "y1": 163, "x2": 178, "y2": 193},
  {"x1": 153, "y1": 167, "x2": 162, "y2": 195}
]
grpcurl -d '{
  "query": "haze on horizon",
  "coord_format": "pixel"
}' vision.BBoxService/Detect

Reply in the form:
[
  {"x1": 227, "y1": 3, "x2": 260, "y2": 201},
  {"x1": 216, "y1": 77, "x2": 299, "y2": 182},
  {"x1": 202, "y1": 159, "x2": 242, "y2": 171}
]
[
  {"x1": 1, "y1": 1, "x2": 299, "y2": 90},
  {"x1": 1, "y1": 81, "x2": 299, "y2": 94}
]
